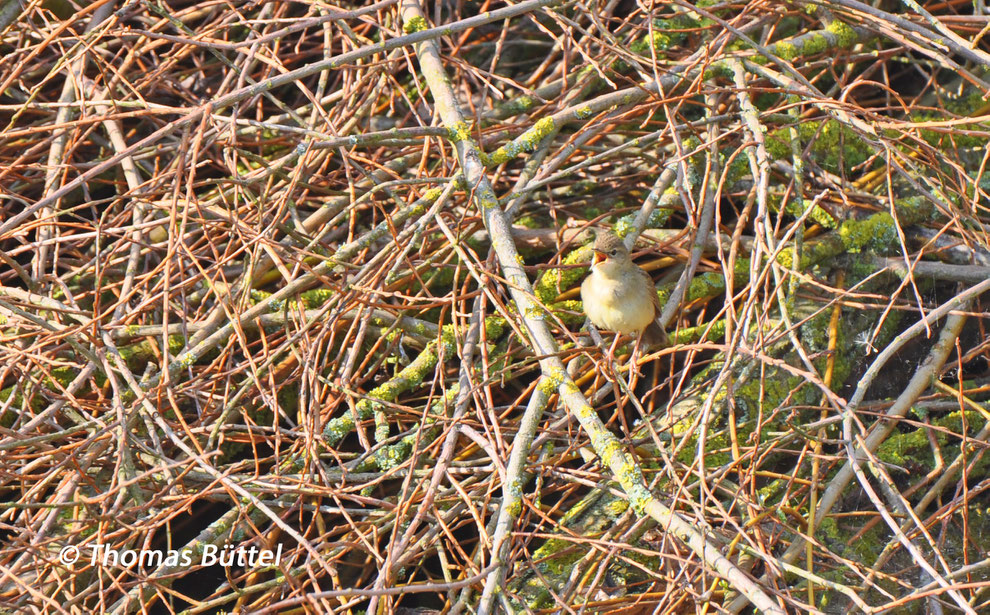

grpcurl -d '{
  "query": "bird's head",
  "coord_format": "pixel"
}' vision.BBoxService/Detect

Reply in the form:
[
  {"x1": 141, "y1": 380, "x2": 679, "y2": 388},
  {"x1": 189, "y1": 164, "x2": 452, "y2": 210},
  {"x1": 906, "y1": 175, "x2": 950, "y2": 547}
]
[{"x1": 590, "y1": 230, "x2": 631, "y2": 273}]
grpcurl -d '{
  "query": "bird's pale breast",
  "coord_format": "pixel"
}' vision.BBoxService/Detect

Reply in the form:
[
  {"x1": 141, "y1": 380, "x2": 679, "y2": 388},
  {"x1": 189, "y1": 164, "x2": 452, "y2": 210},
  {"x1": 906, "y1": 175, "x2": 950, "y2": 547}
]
[{"x1": 581, "y1": 269, "x2": 656, "y2": 334}]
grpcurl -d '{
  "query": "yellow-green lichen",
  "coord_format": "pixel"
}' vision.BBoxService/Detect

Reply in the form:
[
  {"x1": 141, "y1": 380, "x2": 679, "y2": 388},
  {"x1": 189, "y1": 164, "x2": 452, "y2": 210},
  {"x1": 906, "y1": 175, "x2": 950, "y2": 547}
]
[
  {"x1": 549, "y1": 300, "x2": 586, "y2": 327},
  {"x1": 249, "y1": 289, "x2": 272, "y2": 304},
  {"x1": 523, "y1": 304, "x2": 547, "y2": 321},
  {"x1": 603, "y1": 498, "x2": 630, "y2": 518},
  {"x1": 486, "y1": 117, "x2": 556, "y2": 165},
  {"x1": 825, "y1": 19, "x2": 859, "y2": 48},
  {"x1": 323, "y1": 317, "x2": 507, "y2": 448},
  {"x1": 797, "y1": 32, "x2": 829, "y2": 56},
  {"x1": 498, "y1": 95, "x2": 534, "y2": 117},
  {"x1": 613, "y1": 208, "x2": 672, "y2": 237},
  {"x1": 402, "y1": 15, "x2": 428, "y2": 34},
  {"x1": 423, "y1": 186, "x2": 444, "y2": 202},
  {"x1": 479, "y1": 195, "x2": 500, "y2": 210},
  {"x1": 914, "y1": 113, "x2": 990, "y2": 150},
  {"x1": 297, "y1": 288, "x2": 334, "y2": 309},
  {"x1": 766, "y1": 118, "x2": 872, "y2": 176},
  {"x1": 482, "y1": 315, "x2": 506, "y2": 340},
  {"x1": 323, "y1": 341, "x2": 440, "y2": 445},
  {"x1": 505, "y1": 497, "x2": 523, "y2": 518},
  {"x1": 771, "y1": 41, "x2": 799, "y2": 61},
  {"x1": 837, "y1": 211, "x2": 897, "y2": 253},
  {"x1": 759, "y1": 21, "x2": 859, "y2": 64},
  {"x1": 575, "y1": 403, "x2": 596, "y2": 420},
  {"x1": 514, "y1": 487, "x2": 640, "y2": 607},
  {"x1": 536, "y1": 375, "x2": 560, "y2": 397},
  {"x1": 879, "y1": 410, "x2": 988, "y2": 471},
  {"x1": 559, "y1": 379, "x2": 580, "y2": 396},
  {"x1": 446, "y1": 121, "x2": 473, "y2": 144},
  {"x1": 534, "y1": 244, "x2": 592, "y2": 303}
]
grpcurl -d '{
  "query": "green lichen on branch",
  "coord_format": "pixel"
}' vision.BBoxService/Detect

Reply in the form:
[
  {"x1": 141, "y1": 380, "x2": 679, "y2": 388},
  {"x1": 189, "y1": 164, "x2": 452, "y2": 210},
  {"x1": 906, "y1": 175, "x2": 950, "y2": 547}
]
[
  {"x1": 766, "y1": 118, "x2": 873, "y2": 176},
  {"x1": 321, "y1": 334, "x2": 448, "y2": 447},
  {"x1": 534, "y1": 244, "x2": 592, "y2": 303},
  {"x1": 613, "y1": 207, "x2": 672, "y2": 236},
  {"x1": 445, "y1": 121, "x2": 474, "y2": 144},
  {"x1": 485, "y1": 117, "x2": 556, "y2": 166},
  {"x1": 370, "y1": 387, "x2": 459, "y2": 471},
  {"x1": 747, "y1": 19, "x2": 866, "y2": 65},
  {"x1": 879, "y1": 409, "x2": 989, "y2": 473},
  {"x1": 0, "y1": 366, "x2": 77, "y2": 423},
  {"x1": 118, "y1": 335, "x2": 187, "y2": 370},
  {"x1": 653, "y1": 260, "x2": 750, "y2": 310},
  {"x1": 248, "y1": 287, "x2": 336, "y2": 313},
  {"x1": 776, "y1": 196, "x2": 932, "y2": 269},
  {"x1": 511, "y1": 487, "x2": 634, "y2": 608},
  {"x1": 837, "y1": 211, "x2": 899, "y2": 253},
  {"x1": 548, "y1": 299, "x2": 586, "y2": 327},
  {"x1": 1, "y1": 330, "x2": 194, "y2": 422},
  {"x1": 322, "y1": 316, "x2": 506, "y2": 447},
  {"x1": 628, "y1": 14, "x2": 696, "y2": 55},
  {"x1": 496, "y1": 94, "x2": 535, "y2": 117},
  {"x1": 824, "y1": 19, "x2": 860, "y2": 48},
  {"x1": 402, "y1": 15, "x2": 429, "y2": 34}
]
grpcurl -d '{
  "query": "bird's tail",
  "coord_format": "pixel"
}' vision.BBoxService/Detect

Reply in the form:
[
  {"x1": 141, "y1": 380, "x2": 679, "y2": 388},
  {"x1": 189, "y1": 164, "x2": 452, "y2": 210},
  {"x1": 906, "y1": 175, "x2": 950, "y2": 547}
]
[{"x1": 643, "y1": 321, "x2": 668, "y2": 347}]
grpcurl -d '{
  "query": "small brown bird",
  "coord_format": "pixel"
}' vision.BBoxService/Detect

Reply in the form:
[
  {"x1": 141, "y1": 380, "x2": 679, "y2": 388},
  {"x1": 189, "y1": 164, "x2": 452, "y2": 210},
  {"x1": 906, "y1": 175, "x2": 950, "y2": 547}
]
[{"x1": 580, "y1": 230, "x2": 667, "y2": 350}]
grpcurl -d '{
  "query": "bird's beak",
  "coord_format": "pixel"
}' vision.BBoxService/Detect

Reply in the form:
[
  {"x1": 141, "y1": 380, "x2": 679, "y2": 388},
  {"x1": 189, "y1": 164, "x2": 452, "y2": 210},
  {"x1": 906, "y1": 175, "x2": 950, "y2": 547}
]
[{"x1": 592, "y1": 250, "x2": 606, "y2": 266}]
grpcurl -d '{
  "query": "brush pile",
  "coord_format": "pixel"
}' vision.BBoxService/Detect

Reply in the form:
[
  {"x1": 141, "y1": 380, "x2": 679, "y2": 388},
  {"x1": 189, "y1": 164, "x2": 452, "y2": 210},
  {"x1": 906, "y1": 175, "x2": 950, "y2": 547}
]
[{"x1": 2, "y1": 0, "x2": 990, "y2": 612}]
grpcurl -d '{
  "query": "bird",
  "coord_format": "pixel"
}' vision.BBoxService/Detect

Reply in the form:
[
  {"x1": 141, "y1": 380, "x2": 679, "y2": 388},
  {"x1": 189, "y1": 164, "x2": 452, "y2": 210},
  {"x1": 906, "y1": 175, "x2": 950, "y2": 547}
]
[{"x1": 580, "y1": 230, "x2": 667, "y2": 362}]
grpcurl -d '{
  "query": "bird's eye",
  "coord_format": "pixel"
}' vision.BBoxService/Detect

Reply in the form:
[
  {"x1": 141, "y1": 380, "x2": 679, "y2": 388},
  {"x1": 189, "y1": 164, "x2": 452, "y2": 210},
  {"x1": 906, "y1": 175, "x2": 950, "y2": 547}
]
[{"x1": 609, "y1": 249, "x2": 617, "y2": 256}]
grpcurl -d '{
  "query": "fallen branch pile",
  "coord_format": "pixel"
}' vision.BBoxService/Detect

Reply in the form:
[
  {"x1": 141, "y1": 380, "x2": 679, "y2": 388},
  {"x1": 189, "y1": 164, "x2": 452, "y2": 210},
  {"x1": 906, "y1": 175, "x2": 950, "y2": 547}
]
[{"x1": 2, "y1": 0, "x2": 990, "y2": 613}]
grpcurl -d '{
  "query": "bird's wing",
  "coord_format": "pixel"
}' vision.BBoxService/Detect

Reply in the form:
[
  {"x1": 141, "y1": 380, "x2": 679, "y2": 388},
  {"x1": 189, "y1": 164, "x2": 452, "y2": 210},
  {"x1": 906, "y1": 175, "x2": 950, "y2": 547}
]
[
  {"x1": 637, "y1": 267, "x2": 663, "y2": 318},
  {"x1": 638, "y1": 266, "x2": 669, "y2": 346}
]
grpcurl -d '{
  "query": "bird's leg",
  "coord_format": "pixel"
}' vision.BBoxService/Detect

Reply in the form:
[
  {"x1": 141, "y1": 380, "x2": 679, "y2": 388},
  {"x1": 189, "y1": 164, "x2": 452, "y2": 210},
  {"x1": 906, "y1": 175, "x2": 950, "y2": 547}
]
[
  {"x1": 606, "y1": 333, "x2": 623, "y2": 376},
  {"x1": 585, "y1": 320, "x2": 614, "y2": 375},
  {"x1": 627, "y1": 331, "x2": 645, "y2": 379},
  {"x1": 584, "y1": 320, "x2": 625, "y2": 378},
  {"x1": 606, "y1": 333, "x2": 621, "y2": 362}
]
